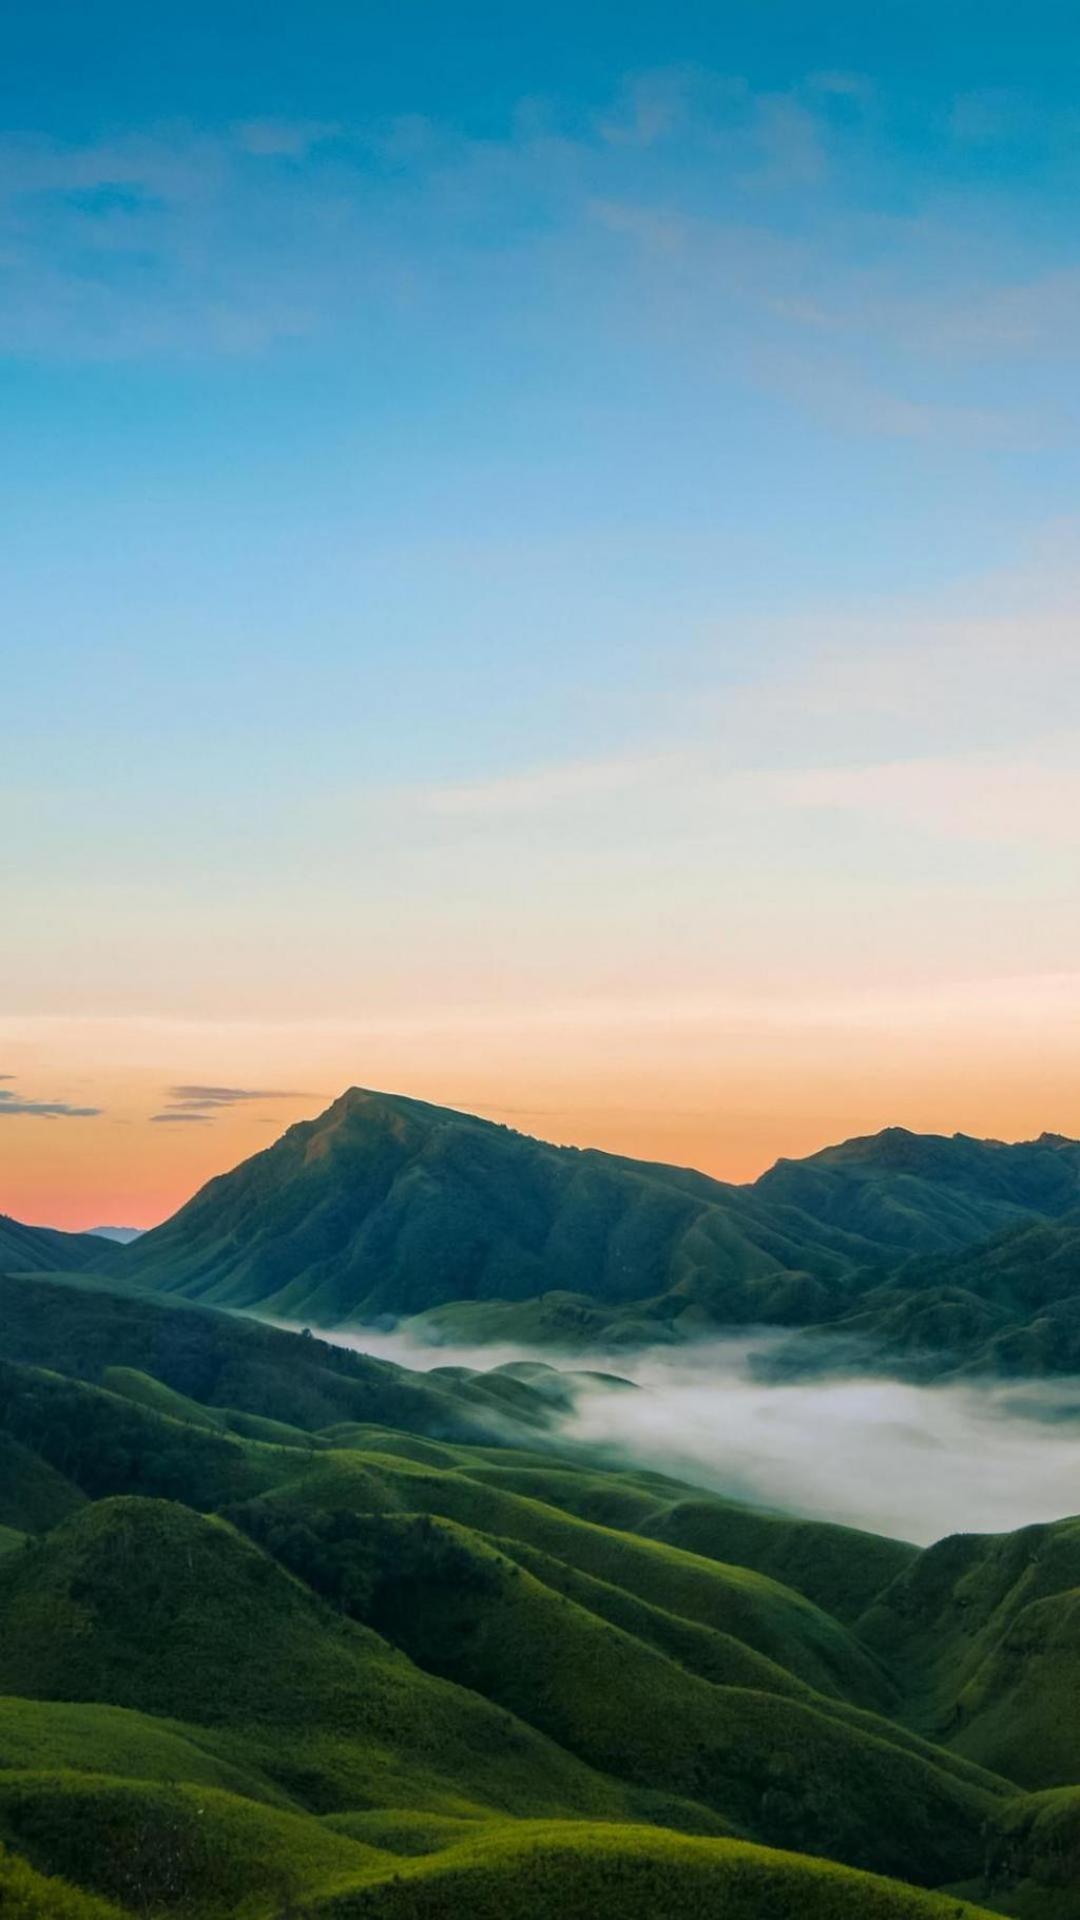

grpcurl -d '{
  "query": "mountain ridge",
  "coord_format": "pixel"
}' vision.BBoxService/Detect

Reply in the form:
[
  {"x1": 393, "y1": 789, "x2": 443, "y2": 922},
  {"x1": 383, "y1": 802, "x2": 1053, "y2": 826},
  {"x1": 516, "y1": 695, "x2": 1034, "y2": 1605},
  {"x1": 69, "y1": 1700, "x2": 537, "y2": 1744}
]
[{"x1": 55, "y1": 1088, "x2": 1077, "y2": 1357}]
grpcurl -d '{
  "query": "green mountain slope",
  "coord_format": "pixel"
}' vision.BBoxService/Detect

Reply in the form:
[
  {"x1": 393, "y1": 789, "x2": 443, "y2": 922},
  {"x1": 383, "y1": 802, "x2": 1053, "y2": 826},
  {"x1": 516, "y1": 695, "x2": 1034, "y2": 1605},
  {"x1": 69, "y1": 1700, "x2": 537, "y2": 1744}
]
[
  {"x1": 97, "y1": 1091, "x2": 1080, "y2": 1354},
  {"x1": 0, "y1": 1213, "x2": 104, "y2": 1276},
  {"x1": 0, "y1": 1269, "x2": 582, "y2": 1448},
  {"x1": 753, "y1": 1130, "x2": 1080, "y2": 1259},
  {"x1": 111, "y1": 1088, "x2": 893, "y2": 1336},
  {"x1": 0, "y1": 1496, "x2": 639, "y2": 1822},
  {"x1": 0, "y1": 1268, "x2": 1073, "y2": 1918},
  {"x1": 315, "y1": 1823, "x2": 1000, "y2": 1920},
  {"x1": 774, "y1": 1216, "x2": 1080, "y2": 1381},
  {"x1": 861, "y1": 1514, "x2": 1080, "y2": 1790}
]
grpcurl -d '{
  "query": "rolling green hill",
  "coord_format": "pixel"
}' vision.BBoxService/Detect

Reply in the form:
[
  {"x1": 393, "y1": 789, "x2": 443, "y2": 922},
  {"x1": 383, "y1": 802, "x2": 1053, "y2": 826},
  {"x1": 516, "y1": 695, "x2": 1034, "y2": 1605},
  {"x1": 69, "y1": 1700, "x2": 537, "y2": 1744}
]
[
  {"x1": 0, "y1": 1214, "x2": 104, "y2": 1277},
  {"x1": 860, "y1": 1514, "x2": 1080, "y2": 1789},
  {"x1": 0, "y1": 1268, "x2": 1075, "y2": 1916},
  {"x1": 772, "y1": 1216, "x2": 1080, "y2": 1381},
  {"x1": 91, "y1": 1088, "x2": 1080, "y2": 1354}
]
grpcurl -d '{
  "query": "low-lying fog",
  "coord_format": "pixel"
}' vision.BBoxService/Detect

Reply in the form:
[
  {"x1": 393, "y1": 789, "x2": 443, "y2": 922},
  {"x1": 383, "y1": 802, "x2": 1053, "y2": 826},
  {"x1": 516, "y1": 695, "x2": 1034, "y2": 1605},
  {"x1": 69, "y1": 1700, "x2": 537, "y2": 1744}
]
[{"x1": 305, "y1": 1326, "x2": 1080, "y2": 1547}]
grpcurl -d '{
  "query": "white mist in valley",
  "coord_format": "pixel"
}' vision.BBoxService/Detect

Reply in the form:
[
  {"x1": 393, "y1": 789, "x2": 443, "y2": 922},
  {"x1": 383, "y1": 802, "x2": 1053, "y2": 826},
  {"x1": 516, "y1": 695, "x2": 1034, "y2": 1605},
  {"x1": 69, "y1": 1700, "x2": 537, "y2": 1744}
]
[
  {"x1": 560, "y1": 1346, "x2": 1080, "y2": 1546},
  {"x1": 295, "y1": 1323, "x2": 1080, "y2": 1547}
]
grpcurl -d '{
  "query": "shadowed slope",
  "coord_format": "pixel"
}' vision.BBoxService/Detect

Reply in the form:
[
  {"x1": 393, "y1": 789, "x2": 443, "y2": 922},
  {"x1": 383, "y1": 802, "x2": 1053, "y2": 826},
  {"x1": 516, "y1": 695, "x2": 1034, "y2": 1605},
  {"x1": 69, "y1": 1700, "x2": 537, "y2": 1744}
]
[
  {"x1": 815, "y1": 1217, "x2": 1080, "y2": 1379},
  {"x1": 0, "y1": 1215, "x2": 104, "y2": 1276}
]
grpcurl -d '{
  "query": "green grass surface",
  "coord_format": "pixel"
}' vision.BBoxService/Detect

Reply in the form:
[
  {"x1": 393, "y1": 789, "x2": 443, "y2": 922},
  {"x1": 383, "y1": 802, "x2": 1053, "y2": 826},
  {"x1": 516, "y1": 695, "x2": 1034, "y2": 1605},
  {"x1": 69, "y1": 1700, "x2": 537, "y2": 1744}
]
[
  {"x1": 238, "y1": 1446, "x2": 892, "y2": 1705},
  {"x1": 461, "y1": 1460, "x2": 915, "y2": 1619},
  {"x1": 314, "y1": 1821, "x2": 1002, "y2": 1920},
  {"x1": 0, "y1": 1698, "x2": 288, "y2": 1805},
  {"x1": 861, "y1": 1515, "x2": 1080, "y2": 1787},
  {"x1": 233, "y1": 1501, "x2": 1001, "y2": 1879},
  {"x1": 0, "y1": 1267, "x2": 1077, "y2": 1918},
  {"x1": 0, "y1": 1842, "x2": 122, "y2": 1919},
  {"x1": 0, "y1": 1774, "x2": 386, "y2": 1919},
  {"x1": 0, "y1": 1497, "x2": 639, "y2": 1822}
]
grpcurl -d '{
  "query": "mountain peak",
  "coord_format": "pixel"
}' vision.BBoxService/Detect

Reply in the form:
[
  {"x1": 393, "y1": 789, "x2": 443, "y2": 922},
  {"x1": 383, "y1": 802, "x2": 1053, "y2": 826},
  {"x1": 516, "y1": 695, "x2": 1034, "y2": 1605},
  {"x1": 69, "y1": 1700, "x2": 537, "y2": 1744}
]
[{"x1": 105, "y1": 1091, "x2": 1080, "y2": 1344}]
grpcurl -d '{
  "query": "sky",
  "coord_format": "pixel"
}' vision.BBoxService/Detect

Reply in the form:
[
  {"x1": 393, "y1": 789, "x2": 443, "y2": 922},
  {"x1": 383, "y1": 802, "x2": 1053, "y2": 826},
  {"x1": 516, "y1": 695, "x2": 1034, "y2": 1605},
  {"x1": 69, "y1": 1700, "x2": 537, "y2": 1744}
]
[{"x1": 3, "y1": 0, "x2": 1080, "y2": 1228}]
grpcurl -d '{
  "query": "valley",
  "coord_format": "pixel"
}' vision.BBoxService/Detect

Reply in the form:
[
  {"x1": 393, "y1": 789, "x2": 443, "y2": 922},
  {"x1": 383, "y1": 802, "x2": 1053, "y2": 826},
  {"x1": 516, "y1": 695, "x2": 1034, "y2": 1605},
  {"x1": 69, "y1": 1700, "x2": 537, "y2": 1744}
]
[{"x1": 4, "y1": 1092, "x2": 1080, "y2": 1916}]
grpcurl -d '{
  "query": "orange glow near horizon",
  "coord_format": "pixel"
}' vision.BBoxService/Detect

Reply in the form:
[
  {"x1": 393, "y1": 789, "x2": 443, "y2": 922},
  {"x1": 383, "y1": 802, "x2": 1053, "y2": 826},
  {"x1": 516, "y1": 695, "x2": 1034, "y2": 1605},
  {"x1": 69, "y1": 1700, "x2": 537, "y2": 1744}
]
[{"x1": 4, "y1": 977, "x2": 1079, "y2": 1230}]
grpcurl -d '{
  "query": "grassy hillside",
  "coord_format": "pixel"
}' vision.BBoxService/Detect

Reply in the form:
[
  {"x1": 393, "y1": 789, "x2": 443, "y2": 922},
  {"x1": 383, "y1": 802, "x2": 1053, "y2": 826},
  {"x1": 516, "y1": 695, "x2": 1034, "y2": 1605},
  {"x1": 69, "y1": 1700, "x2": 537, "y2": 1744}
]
[
  {"x1": 860, "y1": 1514, "x2": 1080, "y2": 1789},
  {"x1": 312, "y1": 1823, "x2": 1002, "y2": 1920},
  {"x1": 753, "y1": 1130, "x2": 1080, "y2": 1259},
  {"x1": 0, "y1": 1268, "x2": 1074, "y2": 1918},
  {"x1": 0, "y1": 1270, "x2": 581, "y2": 1448},
  {"x1": 237, "y1": 1503, "x2": 1005, "y2": 1882},
  {"x1": 0, "y1": 1842, "x2": 122, "y2": 1919},
  {"x1": 458, "y1": 1462, "x2": 915, "y2": 1620},
  {"x1": 809, "y1": 1219, "x2": 1080, "y2": 1380},
  {"x1": 0, "y1": 1433, "x2": 85, "y2": 1533},
  {"x1": 0, "y1": 1214, "x2": 104, "y2": 1276}
]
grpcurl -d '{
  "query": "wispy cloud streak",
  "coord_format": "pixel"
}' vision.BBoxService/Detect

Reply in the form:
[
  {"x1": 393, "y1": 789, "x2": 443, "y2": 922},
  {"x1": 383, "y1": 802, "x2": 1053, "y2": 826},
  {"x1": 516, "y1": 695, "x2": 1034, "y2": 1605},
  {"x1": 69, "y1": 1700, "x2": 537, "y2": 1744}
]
[{"x1": 0, "y1": 1089, "x2": 101, "y2": 1119}]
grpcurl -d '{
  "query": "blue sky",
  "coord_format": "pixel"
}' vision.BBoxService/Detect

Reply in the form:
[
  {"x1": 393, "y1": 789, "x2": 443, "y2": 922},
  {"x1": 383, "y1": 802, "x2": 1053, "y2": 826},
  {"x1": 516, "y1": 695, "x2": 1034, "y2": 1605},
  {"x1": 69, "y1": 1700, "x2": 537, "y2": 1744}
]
[{"x1": 3, "y1": 1, "x2": 1080, "y2": 1222}]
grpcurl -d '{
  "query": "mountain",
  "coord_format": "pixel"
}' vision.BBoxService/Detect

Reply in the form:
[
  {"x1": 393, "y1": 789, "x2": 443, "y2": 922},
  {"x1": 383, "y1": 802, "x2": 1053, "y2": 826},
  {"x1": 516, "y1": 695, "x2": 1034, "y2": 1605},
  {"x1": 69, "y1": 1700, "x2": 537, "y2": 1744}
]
[
  {"x1": 754, "y1": 1128, "x2": 1080, "y2": 1258},
  {"x1": 111, "y1": 1087, "x2": 883, "y2": 1336},
  {"x1": 87, "y1": 1226, "x2": 143, "y2": 1245},
  {"x1": 107, "y1": 1089, "x2": 1080, "y2": 1351},
  {"x1": 0, "y1": 1263, "x2": 1061, "y2": 1918},
  {"x1": 766, "y1": 1214, "x2": 1080, "y2": 1382},
  {"x1": 0, "y1": 1212, "x2": 107, "y2": 1275}
]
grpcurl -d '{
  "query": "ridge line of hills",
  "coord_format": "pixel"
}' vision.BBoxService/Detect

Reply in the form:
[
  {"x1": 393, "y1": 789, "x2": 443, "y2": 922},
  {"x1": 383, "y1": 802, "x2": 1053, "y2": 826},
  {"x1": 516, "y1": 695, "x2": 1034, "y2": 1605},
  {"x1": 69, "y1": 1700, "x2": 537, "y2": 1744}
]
[{"x1": 5, "y1": 1086, "x2": 1080, "y2": 1373}]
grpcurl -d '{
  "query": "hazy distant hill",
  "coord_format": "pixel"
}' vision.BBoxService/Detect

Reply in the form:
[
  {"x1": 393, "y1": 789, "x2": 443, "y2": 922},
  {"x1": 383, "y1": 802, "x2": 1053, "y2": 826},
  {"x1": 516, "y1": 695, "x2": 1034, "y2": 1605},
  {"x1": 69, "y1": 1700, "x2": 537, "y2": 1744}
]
[
  {"x1": 88, "y1": 1225, "x2": 144, "y2": 1245},
  {"x1": 107, "y1": 1090, "x2": 1080, "y2": 1350},
  {"x1": 0, "y1": 1213, "x2": 106, "y2": 1275}
]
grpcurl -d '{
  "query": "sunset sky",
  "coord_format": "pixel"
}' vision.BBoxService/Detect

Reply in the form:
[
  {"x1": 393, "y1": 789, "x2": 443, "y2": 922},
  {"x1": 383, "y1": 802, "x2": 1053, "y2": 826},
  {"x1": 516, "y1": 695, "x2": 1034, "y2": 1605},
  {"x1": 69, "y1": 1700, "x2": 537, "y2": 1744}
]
[{"x1": 4, "y1": 0, "x2": 1080, "y2": 1228}]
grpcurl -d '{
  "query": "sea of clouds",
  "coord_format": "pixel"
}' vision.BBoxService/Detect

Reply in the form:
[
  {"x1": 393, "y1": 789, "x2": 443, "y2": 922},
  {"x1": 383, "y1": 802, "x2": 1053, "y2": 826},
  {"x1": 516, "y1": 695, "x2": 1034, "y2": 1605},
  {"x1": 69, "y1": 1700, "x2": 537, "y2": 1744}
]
[{"x1": 297, "y1": 1323, "x2": 1080, "y2": 1547}]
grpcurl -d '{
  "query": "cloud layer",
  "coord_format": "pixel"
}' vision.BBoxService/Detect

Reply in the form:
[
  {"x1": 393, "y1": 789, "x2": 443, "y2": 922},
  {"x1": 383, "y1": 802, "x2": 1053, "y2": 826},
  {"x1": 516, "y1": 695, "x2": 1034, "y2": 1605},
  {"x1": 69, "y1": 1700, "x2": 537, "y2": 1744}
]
[{"x1": 329, "y1": 1326, "x2": 1080, "y2": 1546}]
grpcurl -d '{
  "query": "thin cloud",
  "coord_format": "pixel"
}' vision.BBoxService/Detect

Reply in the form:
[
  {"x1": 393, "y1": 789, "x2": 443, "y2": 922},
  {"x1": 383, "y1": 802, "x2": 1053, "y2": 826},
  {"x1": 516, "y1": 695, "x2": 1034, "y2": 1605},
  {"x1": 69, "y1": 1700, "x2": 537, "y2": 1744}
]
[
  {"x1": 1, "y1": 70, "x2": 1076, "y2": 462},
  {"x1": 165, "y1": 1084, "x2": 307, "y2": 1107},
  {"x1": 0, "y1": 1089, "x2": 101, "y2": 1118},
  {"x1": 149, "y1": 1111, "x2": 214, "y2": 1125}
]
